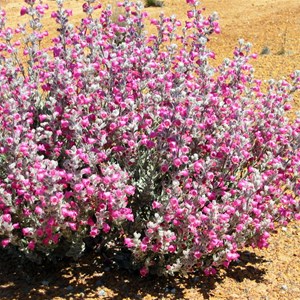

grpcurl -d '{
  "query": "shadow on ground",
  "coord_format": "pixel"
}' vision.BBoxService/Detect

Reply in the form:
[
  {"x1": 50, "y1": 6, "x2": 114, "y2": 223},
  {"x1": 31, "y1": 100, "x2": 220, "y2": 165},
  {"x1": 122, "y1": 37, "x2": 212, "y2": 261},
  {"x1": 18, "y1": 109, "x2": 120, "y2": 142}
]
[{"x1": 0, "y1": 248, "x2": 268, "y2": 300}]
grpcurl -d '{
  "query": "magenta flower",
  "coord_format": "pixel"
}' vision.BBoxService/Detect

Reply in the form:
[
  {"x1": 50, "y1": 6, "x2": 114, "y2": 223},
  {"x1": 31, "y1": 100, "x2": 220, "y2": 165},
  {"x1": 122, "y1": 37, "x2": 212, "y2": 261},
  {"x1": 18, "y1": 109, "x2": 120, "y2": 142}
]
[{"x1": 20, "y1": 6, "x2": 28, "y2": 16}]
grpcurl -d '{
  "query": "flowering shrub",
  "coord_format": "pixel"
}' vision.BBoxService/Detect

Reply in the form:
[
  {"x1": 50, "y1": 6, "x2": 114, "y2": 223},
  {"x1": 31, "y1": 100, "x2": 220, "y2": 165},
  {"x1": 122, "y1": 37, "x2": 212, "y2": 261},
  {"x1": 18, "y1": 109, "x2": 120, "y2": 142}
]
[{"x1": 0, "y1": 0, "x2": 300, "y2": 275}]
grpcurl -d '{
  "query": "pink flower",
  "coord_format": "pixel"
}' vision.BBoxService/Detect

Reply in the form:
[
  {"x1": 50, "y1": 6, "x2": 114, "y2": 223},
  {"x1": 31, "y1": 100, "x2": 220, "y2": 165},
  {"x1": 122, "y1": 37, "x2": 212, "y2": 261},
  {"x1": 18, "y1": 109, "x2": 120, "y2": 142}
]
[
  {"x1": 189, "y1": 189, "x2": 198, "y2": 197},
  {"x1": 163, "y1": 119, "x2": 172, "y2": 128},
  {"x1": 150, "y1": 19, "x2": 159, "y2": 25},
  {"x1": 140, "y1": 243, "x2": 147, "y2": 252},
  {"x1": 161, "y1": 164, "x2": 169, "y2": 173},
  {"x1": 43, "y1": 238, "x2": 50, "y2": 246},
  {"x1": 61, "y1": 208, "x2": 70, "y2": 218},
  {"x1": 284, "y1": 104, "x2": 292, "y2": 111},
  {"x1": 109, "y1": 122, "x2": 117, "y2": 131},
  {"x1": 52, "y1": 234, "x2": 60, "y2": 244},
  {"x1": 20, "y1": 6, "x2": 28, "y2": 16},
  {"x1": 125, "y1": 186, "x2": 135, "y2": 195},
  {"x1": 1, "y1": 239, "x2": 10, "y2": 248},
  {"x1": 125, "y1": 212, "x2": 134, "y2": 222},
  {"x1": 51, "y1": 11, "x2": 58, "y2": 18},
  {"x1": 74, "y1": 183, "x2": 84, "y2": 192},
  {"x1": 226, "y1": 252, "x2": 240, "y2": 261},
  {"x1": 152, "y1": 201, "x2": 162, "y2": 209},
  {"x1": 214, "y1": 27, "x2": 221, "y2": 34},
  {"x1": 6, "y1": 137, "x2": 13, "y2": 145},
  {"x1": 68, "y1": 222, "x2": 77, "y2": 231},
  {"x1": 22, "y1": 227, "x2": 32, "y2": 236},
  {"x1": 124, "y1": 238, "x2": 134, "y2": 248},
  {"x1": 82, "y1": 3, "x2": 89, "y2": 13},
  {"x1": 194, "y1": 251, "x2": 202, "y2": 259},
  {"x1": 194, "y1": 161, "x2": 203, "y2": 173},
  {"x1": 180, "y1": 155, "x2": 189, "y2": 164},
  {"x1": 204, "y1": 267, "x2": 217, "y2": 276},
  {"x1": 2, "y1": 214, "x2": 11, "y2": 223},
  {"x1": 173, "y1": 158, "x2": 182, "y2": 168},
  {"x1": 231, "y1": 156, "x2": 240, "y2": 164},
  {"x1": 28, "y1": 241, "x2": 35, "y2": 251},
  {"x1": 146, "y1": 140, "x2": 155, "y2": 149},
  {"x1": 90, "y1": 227, "x2": 99, "y2": 238},
  {"x1": 13, "y1": 223, "x2": 20, "y2": 229},
  {"x1": 36, "y1": 228, "x2": 44, "y2": 237},
  {"x1": 139, "y1": 266, "x2": 149, "y2": 277},
  {"x1": 118, "y1": 15, "x2": 126, "y2": 22},
  {"x1": 187, "y1": 10, "x2": 194, "y2": 18},
  {"x1": 206, "y1": 172, "x2": 214, "y2": 181},
  {"x1": 186, "y1": 0, "x2": 197, "y2": 5},
  {"x1": 102, "y1": 223, "x2": 110, "y2": 233},
  {"x1": 50, "y1": 196, "x2": 59, "y2": 205},
  {"x1": 65, "y1": 9, "x2": 72, "y2": 17},
  {"x1": 34, "y1": 206, "x2": 44, "y2": 215},
  {"x1": 168, "y1": 245, "x2": 176, "y2": 253},
  {"x1": 152, "y1": 243, "x2": 161, "y2": 252},
  {"x1": 170, "y1": 197, "x2": 179, "y2": 208},
  {"x1": 68, "y1": 211, "x2": 78, "y2": 220}
]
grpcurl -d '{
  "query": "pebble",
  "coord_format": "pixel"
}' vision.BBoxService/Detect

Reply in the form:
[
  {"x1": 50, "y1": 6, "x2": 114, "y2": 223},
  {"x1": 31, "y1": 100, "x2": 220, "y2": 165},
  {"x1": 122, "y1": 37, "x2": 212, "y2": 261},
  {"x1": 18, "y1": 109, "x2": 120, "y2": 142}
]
[
  {"x1": 95, "y1": 280, "x2": 103, "y2": 286},
  {"x1": 98, "y1": 289, "x2": 106, "y2": 297},
  {"x1": 165, "y1": 287, "x2": 176, "y2": 294},
  {"x1": 41, "y1": 280, "x2": 49, "y2": 286},
  {"x1": 66, "y1": 285, "x2": 73, "y2": 291},
  {"x1": 281, "y1": 284, "x2": 288, "y2": 291}
]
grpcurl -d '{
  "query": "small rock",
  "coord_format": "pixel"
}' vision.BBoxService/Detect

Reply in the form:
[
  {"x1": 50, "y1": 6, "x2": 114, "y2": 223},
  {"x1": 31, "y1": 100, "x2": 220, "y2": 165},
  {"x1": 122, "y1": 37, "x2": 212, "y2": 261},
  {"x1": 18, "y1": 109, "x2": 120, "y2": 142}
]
[
  {"x1": 96, "y1": 280, "x2": 103, "y2": 286},
  {"x1": 41, "y1": 280, "x2": 49, "y2": 286},
  {"x1": 66, "y1": 285, "x2": 73, "y2": 291},
  {"x1": 98, "y1": 289, "x2": 106, "y2": 297},
  {"x1": 165, "y1": 286, "x2": 176, "y2": 294},
  {"x1": 260, "y1": 46, "x2": 271, "y2": 55},
  {"x1": 281, "y1": 284, "x2": 288, "y2": 291}
]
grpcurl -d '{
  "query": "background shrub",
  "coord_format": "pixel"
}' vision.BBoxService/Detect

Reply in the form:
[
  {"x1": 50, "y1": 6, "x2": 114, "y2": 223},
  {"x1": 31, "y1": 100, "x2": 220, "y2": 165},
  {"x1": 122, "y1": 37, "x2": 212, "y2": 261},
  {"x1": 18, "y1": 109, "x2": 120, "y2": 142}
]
[
  {"x1": 0, "y1": 0, "x2": 299, "y2": 276},
  {"x1": 144, "y1": 0, "x2": 164, "y2": 8}
]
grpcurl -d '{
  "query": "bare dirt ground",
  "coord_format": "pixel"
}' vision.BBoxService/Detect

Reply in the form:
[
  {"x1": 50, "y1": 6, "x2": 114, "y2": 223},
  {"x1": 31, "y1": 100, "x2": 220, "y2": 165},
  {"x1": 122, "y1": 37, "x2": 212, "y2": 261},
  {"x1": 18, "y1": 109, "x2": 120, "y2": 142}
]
[{"x1": 0, "y1": 0, "x2": 299, "y2": 299}]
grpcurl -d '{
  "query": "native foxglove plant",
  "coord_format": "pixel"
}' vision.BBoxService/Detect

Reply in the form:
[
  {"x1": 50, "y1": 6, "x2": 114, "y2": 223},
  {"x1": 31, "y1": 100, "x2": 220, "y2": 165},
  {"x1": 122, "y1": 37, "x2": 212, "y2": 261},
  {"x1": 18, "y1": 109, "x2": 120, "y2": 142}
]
[{"x1": 0, "y1": 0, "x2": 299, "y2": 275}]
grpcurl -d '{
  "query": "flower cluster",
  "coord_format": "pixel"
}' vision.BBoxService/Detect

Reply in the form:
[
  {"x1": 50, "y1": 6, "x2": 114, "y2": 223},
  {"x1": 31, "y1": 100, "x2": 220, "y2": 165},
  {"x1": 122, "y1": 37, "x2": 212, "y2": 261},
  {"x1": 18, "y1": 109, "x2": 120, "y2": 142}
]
[{"x1": 0, "y1": 0, "x2": 299, "y2": 275}]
